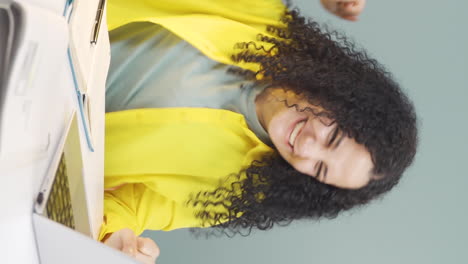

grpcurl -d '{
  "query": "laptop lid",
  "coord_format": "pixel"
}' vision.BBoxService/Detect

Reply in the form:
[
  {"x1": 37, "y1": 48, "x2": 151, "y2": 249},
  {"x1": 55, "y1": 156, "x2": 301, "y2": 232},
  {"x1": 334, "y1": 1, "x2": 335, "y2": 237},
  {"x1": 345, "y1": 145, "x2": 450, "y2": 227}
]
[
  {"x1": 32, "y1": 111, "x2": 138, "y2": 263},
  {"x1": 34, "y1": 110, "x2": 91, "y2": 236}
]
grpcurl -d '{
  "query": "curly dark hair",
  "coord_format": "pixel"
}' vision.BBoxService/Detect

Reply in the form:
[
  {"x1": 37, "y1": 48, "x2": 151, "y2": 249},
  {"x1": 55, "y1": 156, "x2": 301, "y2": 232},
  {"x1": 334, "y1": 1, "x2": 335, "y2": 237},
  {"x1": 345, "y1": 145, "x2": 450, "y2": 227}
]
[{"x1": 188, "y1": 9, "x2": 418, "y2": 237}]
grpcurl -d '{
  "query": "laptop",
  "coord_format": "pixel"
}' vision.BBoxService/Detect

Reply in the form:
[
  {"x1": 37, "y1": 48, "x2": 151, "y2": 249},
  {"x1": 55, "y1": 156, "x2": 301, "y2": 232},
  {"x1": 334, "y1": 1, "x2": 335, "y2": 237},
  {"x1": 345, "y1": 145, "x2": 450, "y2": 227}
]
[
  {"x1": 32, "y1": 111, "x2": 139, "y2": 264},
  {"x1": 33, "y1": 110, "x2": 90, "y2": 235}
]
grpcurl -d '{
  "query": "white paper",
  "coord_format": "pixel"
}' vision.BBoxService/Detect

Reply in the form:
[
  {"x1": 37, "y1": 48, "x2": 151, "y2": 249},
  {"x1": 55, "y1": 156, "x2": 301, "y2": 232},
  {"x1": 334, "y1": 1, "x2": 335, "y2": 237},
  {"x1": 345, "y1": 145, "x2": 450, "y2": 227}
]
[{"x1": 0, "y1": 2, "x2": 70, "y2": 165}]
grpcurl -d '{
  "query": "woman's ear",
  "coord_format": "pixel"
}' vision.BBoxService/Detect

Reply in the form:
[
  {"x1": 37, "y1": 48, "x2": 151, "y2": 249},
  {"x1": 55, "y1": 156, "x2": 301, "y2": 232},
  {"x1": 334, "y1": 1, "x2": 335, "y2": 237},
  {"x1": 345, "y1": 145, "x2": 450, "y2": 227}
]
[{"x1": 370, "y1": 172, "x2": 384, "y2": 181}]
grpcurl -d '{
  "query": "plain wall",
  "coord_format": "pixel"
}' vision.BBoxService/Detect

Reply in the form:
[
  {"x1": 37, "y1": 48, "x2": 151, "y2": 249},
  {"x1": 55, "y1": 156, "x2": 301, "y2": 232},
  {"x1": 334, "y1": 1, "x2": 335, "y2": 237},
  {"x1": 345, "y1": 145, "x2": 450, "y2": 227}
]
[{"x1": 144, "y1": 0, "x2": 468, "y2": 263}]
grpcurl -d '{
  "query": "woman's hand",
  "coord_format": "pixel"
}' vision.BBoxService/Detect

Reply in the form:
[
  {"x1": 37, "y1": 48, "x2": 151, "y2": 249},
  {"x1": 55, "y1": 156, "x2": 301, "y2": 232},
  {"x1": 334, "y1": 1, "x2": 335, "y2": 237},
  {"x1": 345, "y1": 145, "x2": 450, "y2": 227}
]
[
  {"x1": 320, "y1": 0, "x2": 366, "y2": 21},
  {"x1": 103, "y1": 228, "x2": 160, "y2": 264}
]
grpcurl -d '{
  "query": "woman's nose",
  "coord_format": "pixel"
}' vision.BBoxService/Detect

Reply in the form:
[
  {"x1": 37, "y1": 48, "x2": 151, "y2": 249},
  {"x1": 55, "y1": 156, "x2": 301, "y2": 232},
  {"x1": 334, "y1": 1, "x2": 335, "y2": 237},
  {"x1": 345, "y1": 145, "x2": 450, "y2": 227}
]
[{"x1": 295, "y1": 118, "x2": 332, "y2": 157}]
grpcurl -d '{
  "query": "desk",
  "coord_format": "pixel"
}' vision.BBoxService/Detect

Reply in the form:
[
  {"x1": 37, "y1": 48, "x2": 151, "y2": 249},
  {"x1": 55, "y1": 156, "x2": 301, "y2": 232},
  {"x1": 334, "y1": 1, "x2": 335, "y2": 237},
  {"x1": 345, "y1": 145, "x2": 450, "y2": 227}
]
[{"x1": 0, "y1": 0, "x2": 109, "y2": 263}]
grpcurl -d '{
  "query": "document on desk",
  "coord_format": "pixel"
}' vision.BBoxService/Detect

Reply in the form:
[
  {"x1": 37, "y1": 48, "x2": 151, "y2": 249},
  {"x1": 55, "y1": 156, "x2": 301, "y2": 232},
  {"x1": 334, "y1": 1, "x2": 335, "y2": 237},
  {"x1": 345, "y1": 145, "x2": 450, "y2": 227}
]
[
  {"x1": 68, "y1": 0, "x2": 106, "y2": 92},
  {"x1": 66, "y1": 0, "x2": 110, "y2": 238},
  {"x1": 0, "y1": 2, "x2": 70, "y2": 164},
  {"x1": 66, "y1": 0, "x2": 108, "y2": 153}
]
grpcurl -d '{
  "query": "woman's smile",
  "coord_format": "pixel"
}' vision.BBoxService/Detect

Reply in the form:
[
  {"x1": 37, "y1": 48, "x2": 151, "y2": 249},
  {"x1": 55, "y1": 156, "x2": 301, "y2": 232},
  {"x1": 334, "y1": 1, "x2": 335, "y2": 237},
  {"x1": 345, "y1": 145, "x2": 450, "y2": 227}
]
[{"x1": 288, "y1": 119, "x2": 307, "y2": 152}]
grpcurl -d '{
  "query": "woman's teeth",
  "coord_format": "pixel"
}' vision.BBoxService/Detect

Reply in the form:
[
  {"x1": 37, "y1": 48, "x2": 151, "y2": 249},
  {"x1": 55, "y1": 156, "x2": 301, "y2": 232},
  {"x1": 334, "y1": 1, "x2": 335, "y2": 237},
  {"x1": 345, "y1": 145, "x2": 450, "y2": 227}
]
[{"x1": 289, "y1": 120, "x2": 306, "y2": 148}]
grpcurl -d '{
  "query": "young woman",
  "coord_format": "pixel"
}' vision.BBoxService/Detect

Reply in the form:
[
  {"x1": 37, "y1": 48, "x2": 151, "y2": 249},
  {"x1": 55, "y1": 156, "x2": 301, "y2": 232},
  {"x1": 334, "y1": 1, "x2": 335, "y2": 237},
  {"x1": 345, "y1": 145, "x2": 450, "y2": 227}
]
[{"x1": 101, "y1": 0, "x2": 417, "y2": 263}]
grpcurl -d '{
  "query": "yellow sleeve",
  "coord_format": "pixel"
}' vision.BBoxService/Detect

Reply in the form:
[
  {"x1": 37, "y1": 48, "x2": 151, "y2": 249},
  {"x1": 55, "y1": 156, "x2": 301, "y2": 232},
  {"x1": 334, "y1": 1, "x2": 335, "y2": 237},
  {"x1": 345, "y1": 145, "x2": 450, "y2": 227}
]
[
  {"x1": 99, "y1": 185, "x2": 140, "y2": 241},
  {"x1": 99, "y1": 183, "x2": 204, "y2": 241}
]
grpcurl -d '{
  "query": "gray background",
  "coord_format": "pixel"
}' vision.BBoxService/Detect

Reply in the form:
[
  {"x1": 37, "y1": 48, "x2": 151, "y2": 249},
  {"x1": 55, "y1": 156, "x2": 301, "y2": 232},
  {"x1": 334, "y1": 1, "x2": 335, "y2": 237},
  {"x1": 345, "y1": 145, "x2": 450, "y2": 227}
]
[{"x1": 144, "y1": 0, "x2": 468, "y2": 263}]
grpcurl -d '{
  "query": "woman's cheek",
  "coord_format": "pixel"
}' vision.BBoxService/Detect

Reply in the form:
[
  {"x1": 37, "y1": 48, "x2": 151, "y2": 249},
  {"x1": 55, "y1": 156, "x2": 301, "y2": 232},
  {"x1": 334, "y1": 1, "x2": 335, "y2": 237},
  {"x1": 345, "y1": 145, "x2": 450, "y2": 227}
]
[{"x1": 268, "y1": 118, "x2": 288, "y2": 151}]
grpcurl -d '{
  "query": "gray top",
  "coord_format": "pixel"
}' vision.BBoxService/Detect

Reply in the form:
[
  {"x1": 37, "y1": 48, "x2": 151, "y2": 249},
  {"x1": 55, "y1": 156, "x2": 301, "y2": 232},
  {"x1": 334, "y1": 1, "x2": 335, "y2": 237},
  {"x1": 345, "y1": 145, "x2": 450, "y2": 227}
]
[{"x1": 105, "y1": 22, "x2": 271, "y2": 145}]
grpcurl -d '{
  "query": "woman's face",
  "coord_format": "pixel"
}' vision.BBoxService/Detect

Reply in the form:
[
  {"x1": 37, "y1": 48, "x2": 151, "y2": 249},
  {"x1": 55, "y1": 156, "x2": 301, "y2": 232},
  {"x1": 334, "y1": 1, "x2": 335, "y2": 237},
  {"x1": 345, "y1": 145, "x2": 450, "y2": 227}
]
[{"x1": 256, "y1": 88, "x2": 375, "y2": 189}]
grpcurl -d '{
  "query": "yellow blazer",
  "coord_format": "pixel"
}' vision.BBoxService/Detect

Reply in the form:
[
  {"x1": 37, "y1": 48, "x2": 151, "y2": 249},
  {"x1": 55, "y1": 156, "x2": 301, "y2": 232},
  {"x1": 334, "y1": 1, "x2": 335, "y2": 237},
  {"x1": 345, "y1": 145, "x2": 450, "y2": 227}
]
[{"x1": 101, "y1": 0, "x2": 285, "y2": 240}]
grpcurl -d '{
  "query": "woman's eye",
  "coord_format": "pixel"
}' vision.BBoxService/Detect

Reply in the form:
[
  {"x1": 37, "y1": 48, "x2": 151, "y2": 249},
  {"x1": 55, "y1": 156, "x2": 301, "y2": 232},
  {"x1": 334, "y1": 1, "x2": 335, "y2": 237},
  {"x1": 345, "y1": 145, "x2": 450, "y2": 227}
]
[
  {"x1": 328, "y1": 127, "x2": 339, "y2": 146},
  {"x1": 314, "y1": 161, "x2": 328, "y2": 182},
  {"x1": 322, "y1": 165, "x2": 328, "y2": 181},
  {"x1": 315, "y1": 161, "x2": 323, "y2": 179}
]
